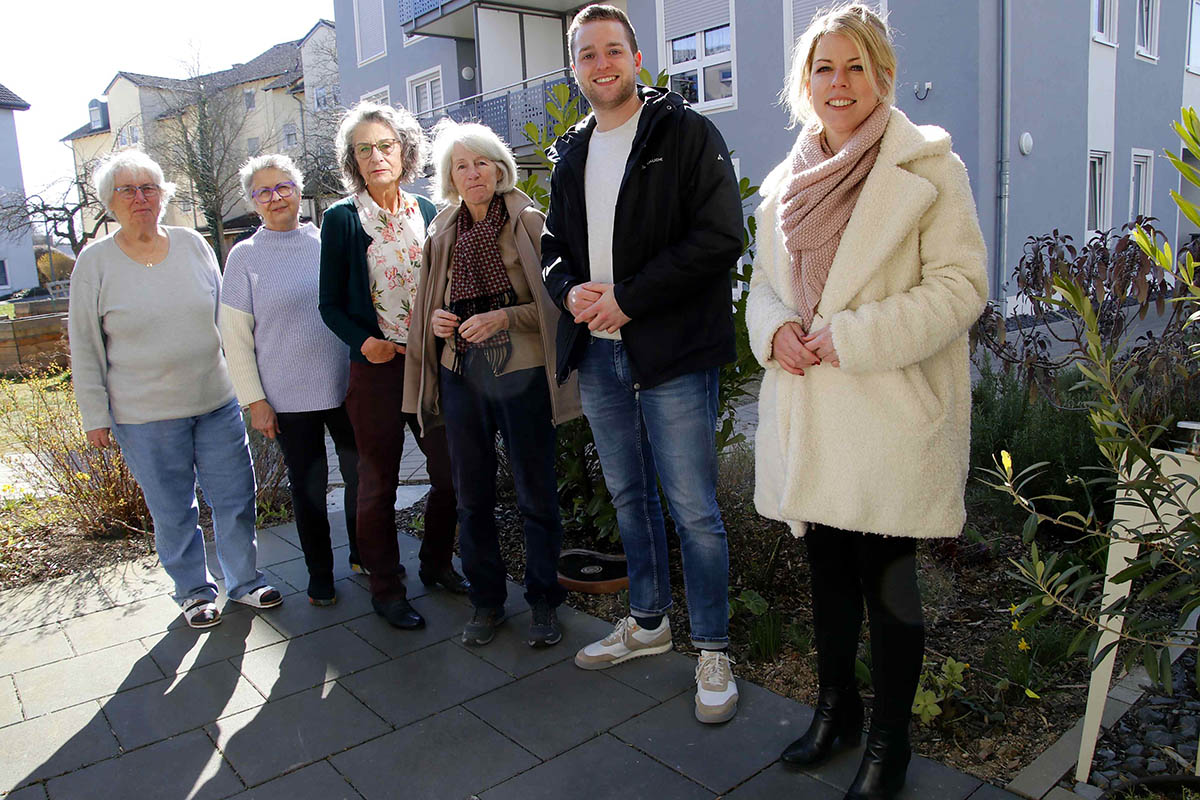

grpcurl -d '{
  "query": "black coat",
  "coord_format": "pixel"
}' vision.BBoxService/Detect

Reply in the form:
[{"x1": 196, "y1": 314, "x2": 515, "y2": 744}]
[{"x1": 541, "y1": 86, "x2": 743, "y2": 389}]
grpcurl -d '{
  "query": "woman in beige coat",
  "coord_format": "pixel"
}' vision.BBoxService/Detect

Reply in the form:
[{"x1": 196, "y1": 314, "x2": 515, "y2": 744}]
[
  {"x1": 747, "y1": 5, "x2": 988, "y2": 799},
  {"x1": 405, "y1": 119, "x2": 580, "y2": 651}
]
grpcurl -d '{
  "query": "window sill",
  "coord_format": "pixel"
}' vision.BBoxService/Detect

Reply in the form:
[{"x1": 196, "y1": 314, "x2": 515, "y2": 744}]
[
  {"x1": 1091, "y1": 34, "x2": 1118, "y2": 48},
  {"x1": 1187, "y1": 66, "x2": 1200, "y2": 76},
  {"x1": 692, "y1": 98, "x2": 737, "y2": 115},
  {"x1": 1135, "y1": 49, "x2": 1159, "y2": 63},
  {"x1": 357, "y1": 52, "x2": 386, "y2": 68}
]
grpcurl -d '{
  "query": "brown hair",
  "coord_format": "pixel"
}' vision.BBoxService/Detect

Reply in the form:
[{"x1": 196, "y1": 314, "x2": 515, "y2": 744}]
[{"x1": 567, "y1": 4, "x2": 639, "y2": 60}]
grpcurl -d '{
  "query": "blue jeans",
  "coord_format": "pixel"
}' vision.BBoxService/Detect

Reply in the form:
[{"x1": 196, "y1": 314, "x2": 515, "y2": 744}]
[
  {"x1": 113, "y1": 398, "x2": 265, "y2": 604},
  {"x1": 441, "y1": 361, "x2": 566, "y2": 611},
  {"x1": 577, "y1": 338, "x2": 729, "y2": 647}
]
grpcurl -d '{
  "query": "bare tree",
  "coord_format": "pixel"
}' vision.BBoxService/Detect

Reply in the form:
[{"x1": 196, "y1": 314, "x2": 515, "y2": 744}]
[
  {"x1": 292, "y1": 31, "x2": 345, "y2": 221},
  {"x1": 0, "y1": 165, "x2": 108, "y2": 256}
]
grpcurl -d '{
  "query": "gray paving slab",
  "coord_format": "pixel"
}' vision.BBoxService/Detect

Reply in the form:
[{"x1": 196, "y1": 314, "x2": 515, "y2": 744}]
[
  {"x1": 234, "y1": 625, "x2": 388, "y2": 700},
  {"x1": 44, "y1": 728, "x2": 244, "y2": 800},
  {"x1": 226, "y1": 760, "x2": 361, "y2": 800},
  {"x1": 266, "y1": 552, "x2": 359, "y2": 593},
  {"x1": 206, "y1": 683, "x2": 389, "y2": 788},
  {"x1": 253, "y1": 529, "x2": 305, "y2": 567},
  {"x1": 343, "y1": 592, "x2": 466, "y2": 658},
  {"x1": 602, "y1": 649, "x2": 698, "y2": 702},
  {"x1": 90, "y1": 556, "x2": 172, "y2": 606},
  {"x1": 0, "y1": 624, "x2": 74, "y2": 676},
  {"x1": 0, "y1": 573, "x2": 114, "y2": 636},
  {"x1": 101, "y1": 660, "x2": 266, "y2": 750},
  {"x1": 339, "y1": 639, "x2": 511, "y2": 728},
  {"x1": 480, "y1": 734, "x2": 714, "y2": 800},
  {"x1": 967, "y1": 783, "x2": 1025, "y2": 800},
  {"x1": 454, "y1": 604, "x2": 612, "y2": 679},
  {"x1": 60, "y1": 594, "x2": 181, "y2": 654},
  {"x1": 612, "y1": 680, "x2": 809, "y2": 795},
  {"x1": 332, "y1": 706, "x2": 538, "y2": 800},
  {"x1": 1, "y1": 674, "x2": 20, "y2": 727},
  {"x1": 14, "y1": 641, "x2": 162, "y2": 718},
  {"x1": 267, "y1": 519, "x2": 351, "y2": 552},
  {"x1": 4, "y1": 782, "x2": 48, "y2": 800},
  {"x1": 139, "y1": 609, "x2": 284, "y2": 675},
  {"x1": 259, "y1": 578, "x2": 374, "y2": 639},
  {"x1": 800, "y1": 745, "x2": 982, "y2": 799},
  {"x1": 0, "y1": 701, "x2": 118, "y2": 791},
  {"x1": 725, "y1": 763, "x2": 843, "y2": 798},
  {"x1": 466, "y1": 659, "x2": 658, "y2": 759}
]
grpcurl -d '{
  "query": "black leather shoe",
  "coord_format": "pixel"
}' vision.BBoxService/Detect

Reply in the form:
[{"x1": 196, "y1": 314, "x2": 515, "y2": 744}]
[
  {"x1": 420, "y1": 566, "x2": 470, "y2": 594},
  {"x1": 781, "y1": 686, "x2": 863, "y2": 767},
  {"x1": 372, "y1": 596, "x2": 425, "y2": 630},
  {"x1": 844, "y1": 726, "x2": 911, "y2": 800}
]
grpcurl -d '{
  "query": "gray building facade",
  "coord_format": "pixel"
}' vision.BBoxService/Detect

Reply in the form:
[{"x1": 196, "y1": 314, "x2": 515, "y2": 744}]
[{"x1": 0, "y1": 83, "x2": 38, "y2": 294}]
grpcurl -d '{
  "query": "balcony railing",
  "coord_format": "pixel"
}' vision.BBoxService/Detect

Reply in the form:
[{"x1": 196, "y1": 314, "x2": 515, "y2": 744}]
[
  {"x1": 414, "y1": 68, "x2": 591, "y2": 154},
  {"x1": 399, "y1": 0, "x2": 445, "y2": 25}
]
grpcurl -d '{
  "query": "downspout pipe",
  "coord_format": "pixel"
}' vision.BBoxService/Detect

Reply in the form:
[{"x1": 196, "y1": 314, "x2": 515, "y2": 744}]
[{"x1": 995, "y1": 0, "x2": 1011, "y2": 311}]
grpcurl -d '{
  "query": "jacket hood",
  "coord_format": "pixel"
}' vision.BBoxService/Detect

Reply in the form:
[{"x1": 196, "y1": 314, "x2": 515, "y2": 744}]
[
  {"x1": 426, "y1": 188, "x2": 536, "y2": 243},
  {"x1": 546, "y1": 85, "x2": 685, "y2": 164}
]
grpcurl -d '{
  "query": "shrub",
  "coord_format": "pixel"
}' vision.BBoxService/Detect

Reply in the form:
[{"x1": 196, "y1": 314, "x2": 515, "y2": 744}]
[{"x1": 243, "y1": 420, "x2": 290, "y2": 526}]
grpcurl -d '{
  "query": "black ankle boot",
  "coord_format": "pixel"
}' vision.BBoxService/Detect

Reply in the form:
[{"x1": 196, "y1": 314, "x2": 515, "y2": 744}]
[
  {"x1": 781, "y1": 687, "x2": 863, "y2": 767},
  {"x1": 844, "y1": 725, "x2": 911, "y2": 800}
]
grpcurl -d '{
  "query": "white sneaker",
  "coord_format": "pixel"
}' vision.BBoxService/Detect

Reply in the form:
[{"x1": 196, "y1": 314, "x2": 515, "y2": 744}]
[
  {"x1": 574, "y1": 616, "x2": 673, "y2": 669},
  {"x1": 695, "y1": 650, "x2": 738, "y2": 723}
]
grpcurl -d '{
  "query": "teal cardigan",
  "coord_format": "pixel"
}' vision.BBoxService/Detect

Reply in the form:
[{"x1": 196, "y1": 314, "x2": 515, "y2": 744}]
[{"x1": 318, "y1": 194, "x2": 437, "y2": 363}]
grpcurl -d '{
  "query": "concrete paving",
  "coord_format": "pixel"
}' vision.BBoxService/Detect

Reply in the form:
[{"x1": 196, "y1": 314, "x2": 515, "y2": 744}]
[{"x1": 0, "y1": 517, "x2": 1021, "y2": 799}]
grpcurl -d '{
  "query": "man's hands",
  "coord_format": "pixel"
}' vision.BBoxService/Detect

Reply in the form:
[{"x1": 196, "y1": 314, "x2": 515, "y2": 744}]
[
  {"x1": 361, "y1": 336, "x2": 405, "y2": 363},
  {"x1": 86, "y1": 428, "x2": 112, "y2": 448},
  {"x1": 569, "y1": 282, "x2": 630, "y2": 334},
  {"x1": 248, "y1": 399, "x2": 279, "y2": 439}
]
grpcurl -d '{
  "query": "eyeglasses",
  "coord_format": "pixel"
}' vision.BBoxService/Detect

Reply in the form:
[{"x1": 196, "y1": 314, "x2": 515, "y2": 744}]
[
  {"x1": 113, "y1": 184, "x2": 161, "y2": 200},
  {"x1": 353, "y1": 138, "x2": 401, "y2": 160},
  {"x1": 251, "y1": 182, "x2": 297, "y2": 204}
]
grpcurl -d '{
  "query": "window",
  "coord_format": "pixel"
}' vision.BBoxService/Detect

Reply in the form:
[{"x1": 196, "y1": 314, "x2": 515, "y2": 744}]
[
  {"x1": 117, "y1": 129, "x2": 128, "y2": 147},
  {"x1": 1087, "y1": 150, "x2": 1111, "y2": 232},
  {"x1": 407, "y1": 67, "x2": 443, "y2": 118},
  {"x1": 403, "y1": 32, "x2": 426, "y2": 47},
  {"x1": 247, "y1": 137, "x2": 261, "y2": 157},
  {"x1": 1093, "y1": 0, "x2": 1117, "y2": 44},
  {"x1": 1190, "y1": 1, "x2": 1200, "y2": 70},
  {"x1": 1136, "y1": 0, "x2": 1159, "y2": 60},
  {"x1": 360, "y1": 86, "x2": 390, "y2": 106},
  {"x1": 668, "y1": 24, "x2": 734, "y2": 108},
  {"x1": 0, "y1": 260, "x2": 8, "y2": 288},
  {"x1": 284, "y1": 123, "x2": 298, "y2": 149},
  {"x1": 129, "y1": 126, "x2": 139, "y2": 144},
  {"x1": 354, "y1": 0, "x2": 386, "y2": 65},
  {"x1": 1130, "y1": 150, "x2": 1154, "y2": 221},
  {"x1": 243, "y1": 89, "x2": 256, "y2": 111},
  {"x1": 89, "y1": 106, "x2": 102, "y2": 130}
]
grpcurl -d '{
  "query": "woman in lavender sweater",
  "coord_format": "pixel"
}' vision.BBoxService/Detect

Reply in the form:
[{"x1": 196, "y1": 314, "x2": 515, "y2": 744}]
[{"x1": 219, "y1": 154, "x2": 360, "y2": 606}]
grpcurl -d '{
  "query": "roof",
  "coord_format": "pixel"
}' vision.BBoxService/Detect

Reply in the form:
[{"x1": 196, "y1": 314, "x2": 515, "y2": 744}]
[
  {"x1": 300, "y1": 19, "x2": 335, "y2": 46},
  {"x1": 0, "y1": 83, "x2": 30, "y2": 111},
  {"x1": 62, "y1": 120, "x2": 109, "y2": 141}
]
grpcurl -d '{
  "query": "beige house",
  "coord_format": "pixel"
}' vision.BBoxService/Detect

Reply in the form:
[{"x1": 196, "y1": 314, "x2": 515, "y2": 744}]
[{"x1": 62, "y1": 20, "x2": 340, "y2": 254}]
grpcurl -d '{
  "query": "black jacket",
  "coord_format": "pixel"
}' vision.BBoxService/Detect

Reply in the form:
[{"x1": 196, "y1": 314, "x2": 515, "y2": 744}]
[{"x1": 541, "y1": 86, "x2": 743, "y2": 388}]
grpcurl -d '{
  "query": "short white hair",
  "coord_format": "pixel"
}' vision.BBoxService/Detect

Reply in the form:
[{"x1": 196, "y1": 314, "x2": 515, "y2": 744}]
[
  {"x1": 93, "y1": 148, "x2": 177, "y2": 220},
  {"x1": 429, "y1": 118, "x2": 519, "y2": 206},
  {"x1": 239, "y1": 153, "x2": 305, "y2": 212}
]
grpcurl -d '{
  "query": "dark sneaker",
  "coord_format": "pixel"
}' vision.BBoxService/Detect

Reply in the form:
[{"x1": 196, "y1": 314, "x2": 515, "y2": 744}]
[
  {"x1": 420, "y1": 566, "x2": 470, "y2": 594},
  {"x1": 528, "y1": 601, "x2": 562, "y2": 648},
  {"x1": 307, "y1": 574, "x2": 337, "y2": 607},
  {"x1": 372, "y1": 595, "x2": 425, "y2": 629},
  {"x1": 462, "y1": 606, "x2": 505, "y2": 646}
]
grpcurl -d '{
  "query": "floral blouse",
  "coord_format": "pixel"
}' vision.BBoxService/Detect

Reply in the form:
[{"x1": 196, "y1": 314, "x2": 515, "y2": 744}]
[{"x1": 354, "y1": 189, "x2": 427, "y2": 344}]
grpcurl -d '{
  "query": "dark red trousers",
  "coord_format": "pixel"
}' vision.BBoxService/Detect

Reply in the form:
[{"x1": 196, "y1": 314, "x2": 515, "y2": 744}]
[{"x1": 345, "y1": 357, "x2": 457, "y2": 600}]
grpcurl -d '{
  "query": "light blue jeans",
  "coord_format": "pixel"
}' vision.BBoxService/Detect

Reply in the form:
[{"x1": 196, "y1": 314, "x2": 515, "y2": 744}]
[
  {"x1": 577, "y1": 338, "x2": 729, "y2": 648},
  {"x1": 112, "y1": 398, "x2": 265, "y2": 604}
]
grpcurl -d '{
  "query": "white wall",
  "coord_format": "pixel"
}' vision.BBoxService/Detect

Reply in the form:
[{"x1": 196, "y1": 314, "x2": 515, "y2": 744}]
[{"x1": 478, "y1": 8, "x2": 524, "y2": 92}]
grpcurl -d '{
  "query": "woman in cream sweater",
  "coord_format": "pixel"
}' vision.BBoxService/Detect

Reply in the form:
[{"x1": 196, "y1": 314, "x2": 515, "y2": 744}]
[{"x1": 747, "y1": 5, "x2": 988, "y2": 798}]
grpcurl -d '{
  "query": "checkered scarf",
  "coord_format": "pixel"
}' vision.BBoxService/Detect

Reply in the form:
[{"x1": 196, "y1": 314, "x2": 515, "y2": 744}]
[{"x1": 449, "y1": 194, "x2": 516, "y2": 374}]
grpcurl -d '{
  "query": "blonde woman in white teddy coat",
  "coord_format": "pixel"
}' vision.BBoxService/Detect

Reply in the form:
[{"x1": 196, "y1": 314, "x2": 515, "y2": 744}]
[{"x1": 747, "y1": 5, "x2": 988, "y2": 800}]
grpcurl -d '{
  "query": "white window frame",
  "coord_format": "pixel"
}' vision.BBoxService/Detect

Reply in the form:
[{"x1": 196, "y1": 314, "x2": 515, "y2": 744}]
[
  {"x1": 129, "y1": 126, "x2": 139, "y2": 145},
  {"x1": 354, "y1": 0, "x2": 387, "y2": 67},
  {"x1": 406, "y1": 66, "x2": 443, "y2": 118},
  {"x1": 1087, "y1": 150, "x2": 1112, "y2": 234},
  {"x1": 1189, "y1": 0, "x2": 1200, "y2": 72},
  {"x1": 1135, "y1": 0, "x2": 1159, "y2": 61},
  {"x1": 247, "y1": 136, "x2": 261, "y2": 157},
  {"x1": 661, "y1": 10, "x2": 737, "y2": 114},
  {"x1": 403, "y1": 32, "x2": 426, "y2": 47},
  {"x1": 89, "y1": 106, "x2": 102, "y2": 129},
  {"x1": 1092, "y1": 0, "x2": 1118, "y2": 46},
  {"x1": 243, "y1": 89, "x2": 256, "y2": 111},
  {"x1": 284, "y1": 123, "x2": 298, "y2": 149},
  {"x1": 1130, "y1": 149, "x2": 1154, "y2": 221},
  {"x1": 360, "y1": 85, "x2": 390, "y2": 106}
]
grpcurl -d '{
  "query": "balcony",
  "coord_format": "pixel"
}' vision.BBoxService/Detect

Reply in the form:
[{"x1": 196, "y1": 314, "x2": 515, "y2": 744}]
[
  {"x1": 414, "y1": 68, "x2": 591, "y2": 164},
  {"x1": 398, "y1": 0, "x2": 579, "y2": 37}
]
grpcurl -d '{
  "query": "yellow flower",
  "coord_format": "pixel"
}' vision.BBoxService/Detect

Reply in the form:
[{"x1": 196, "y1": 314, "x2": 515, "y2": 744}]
[
  {"x1": 74, "y1": 472, "x2": 91, "y2": 482},
  {"x1": 1011, "y1": 619, "x2": 1021, "y2": 631},
  {"x1": 1008, "y1": 603, "x2": 1018, "y2": 615},
  {"x1": 1001, "y1": 450, "x2": 1013, "y2": 475},
  {"x1": 1018, "y1": 637, "x2": 1031, "y2": 652}
]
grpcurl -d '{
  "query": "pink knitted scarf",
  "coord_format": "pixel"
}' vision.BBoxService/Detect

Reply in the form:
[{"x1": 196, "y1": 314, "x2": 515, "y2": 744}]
[{"x1": 779, "y1": 102, "x2": 890, "y2": 331}]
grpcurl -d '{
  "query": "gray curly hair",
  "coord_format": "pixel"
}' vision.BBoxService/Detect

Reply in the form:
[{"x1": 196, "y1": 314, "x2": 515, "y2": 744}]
[
  {"x1": 238, "y1": 153, "x2": 305, "y2": 212},
  {"x1": 93, "y1": 148, "x2": 177, "y2": 219},
  {"x1": 335, "y1": 101, "x2": 429, "y2": 194}
]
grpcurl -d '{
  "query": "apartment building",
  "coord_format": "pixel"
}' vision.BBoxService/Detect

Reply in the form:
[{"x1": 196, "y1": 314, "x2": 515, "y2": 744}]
[
  {"x1": 335, "y1": 0, "x2": 1200, "y2": 305},
  {"x1": 0, "y1": 82, "x2": 37, "y2": 293}
]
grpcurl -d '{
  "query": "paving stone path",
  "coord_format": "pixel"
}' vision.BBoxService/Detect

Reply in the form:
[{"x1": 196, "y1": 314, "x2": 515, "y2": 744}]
[{"x1": 0, "y1": 514, "x2": 1019, "y2": 800}]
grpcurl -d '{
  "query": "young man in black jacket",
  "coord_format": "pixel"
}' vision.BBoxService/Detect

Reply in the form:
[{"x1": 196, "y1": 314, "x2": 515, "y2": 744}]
[{"x1": 542, "y1": 3, "x2": 744, "y2": 724}]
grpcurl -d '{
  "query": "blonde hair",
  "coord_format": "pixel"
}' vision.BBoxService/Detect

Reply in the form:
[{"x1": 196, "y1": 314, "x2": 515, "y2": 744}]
[
  {"x1": 781, "y1": 3, "x2": 896, "y2": 128},
  {"x1": 428, "y1": 118, "x2": 519, "y2": 206}
]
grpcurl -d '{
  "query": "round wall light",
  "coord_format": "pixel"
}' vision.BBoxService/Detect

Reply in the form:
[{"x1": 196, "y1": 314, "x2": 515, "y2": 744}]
[{"x1": 1018, "y1": 131, "x2": 1034, "y2": 156}]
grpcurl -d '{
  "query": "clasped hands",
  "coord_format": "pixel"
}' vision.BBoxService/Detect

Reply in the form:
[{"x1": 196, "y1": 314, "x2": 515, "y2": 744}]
[
  {"x1": 430, "y1": 308, "x2": 509, "y2": 341},
  {"x1": 567, "y1": 282, "x2": 629, "y2": 334},
  {"x1": 771, "y1": 322, "x2": 839, "y2": 376}
]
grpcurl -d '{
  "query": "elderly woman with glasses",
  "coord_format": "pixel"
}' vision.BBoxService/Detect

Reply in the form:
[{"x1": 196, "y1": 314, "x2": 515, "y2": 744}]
[
  {"x1": 68, "y1": 148, "x2": 282, "y2": 630},
  {"x1": 405, "y1": 120, "x2": 580, "y2": 648},
  {"x1": 219, "y1": 153, "x2": 360, "y2": 607},
  {"x1": 319, "y1": 101, "x2": 465, "y2": 631}
]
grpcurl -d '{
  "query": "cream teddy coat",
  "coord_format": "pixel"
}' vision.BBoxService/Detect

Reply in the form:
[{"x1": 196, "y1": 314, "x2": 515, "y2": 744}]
[{"x1": 748, "y1": 107, "x2": 989, "y2": 539}]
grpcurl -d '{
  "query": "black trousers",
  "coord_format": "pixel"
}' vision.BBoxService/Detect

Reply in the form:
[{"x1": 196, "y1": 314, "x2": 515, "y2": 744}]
[
  {"x1": 275, "y1": 404, "x2": 360, "y2": 580},
  {"x1": 805, "y1": 524, "x2": 925, "y2": 730}
]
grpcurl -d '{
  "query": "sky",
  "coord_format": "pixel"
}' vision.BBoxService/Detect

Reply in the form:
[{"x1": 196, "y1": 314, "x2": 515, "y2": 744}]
[{"x1": 1, "y1": 0, "x2": 335, "y2": 198}]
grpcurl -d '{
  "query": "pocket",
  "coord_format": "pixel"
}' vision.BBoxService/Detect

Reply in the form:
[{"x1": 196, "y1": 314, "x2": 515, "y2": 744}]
[{"x1": 901, "y1": 363, "x2": 943, "y2": 422}]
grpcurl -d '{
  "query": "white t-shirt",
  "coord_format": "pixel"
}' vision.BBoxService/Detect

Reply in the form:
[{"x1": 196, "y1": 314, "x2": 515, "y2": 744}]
[{"x1": 584, "y1": 104, "x2": 643, "y2": 340}]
